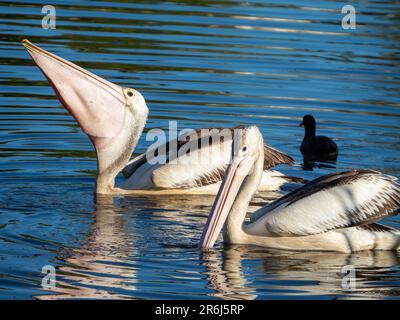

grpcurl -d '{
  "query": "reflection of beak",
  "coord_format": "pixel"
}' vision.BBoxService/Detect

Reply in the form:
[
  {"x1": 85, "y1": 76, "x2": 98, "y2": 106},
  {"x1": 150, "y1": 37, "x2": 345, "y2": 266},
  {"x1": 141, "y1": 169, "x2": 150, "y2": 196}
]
[
  {"x1": 22, "y1": 39, "x2": 127, "y2": 149},
  {"x1": 199, "y1": 153, "x2": 255, "y2": 249}
]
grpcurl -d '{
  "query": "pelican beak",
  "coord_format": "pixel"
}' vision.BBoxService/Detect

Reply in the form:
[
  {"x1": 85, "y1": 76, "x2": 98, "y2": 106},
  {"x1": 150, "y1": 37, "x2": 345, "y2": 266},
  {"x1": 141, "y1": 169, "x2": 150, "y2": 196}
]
[
  {"x1": 299, "y1": 121, "x2": 304, "y2": 127},
  {"x1": 199, "y1": 152, "x2": 255, "y2": 249},
  {"x1": 22, "y1": 39, "x2": 128, "y2": 150}
]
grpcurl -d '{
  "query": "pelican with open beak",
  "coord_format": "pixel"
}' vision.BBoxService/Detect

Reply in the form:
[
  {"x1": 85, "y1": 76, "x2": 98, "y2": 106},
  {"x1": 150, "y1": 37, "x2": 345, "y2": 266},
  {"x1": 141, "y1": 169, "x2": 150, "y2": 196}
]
[
  {"x1": 22, "y1": 40, "x2": 300, "y2": 195},
  {"x1": 22, "y1": 39, "x2": 148, "y2": 194},
  {"x1": 199, "y1": 126, "x2": 400, "y2": 253}
]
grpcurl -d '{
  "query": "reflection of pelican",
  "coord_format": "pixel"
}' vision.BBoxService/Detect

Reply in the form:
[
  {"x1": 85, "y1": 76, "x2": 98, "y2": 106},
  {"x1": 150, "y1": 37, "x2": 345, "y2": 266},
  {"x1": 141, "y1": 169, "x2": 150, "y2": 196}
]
[
  {"x1": 34, "y1": 193, "x2": 230, "y2": 300},
  {"x1": 35, "y1": 196, "x2": 139, "y2": 299},
  {"x1": 200, "y1": 126, "x2": 400, "y2": 252},
  {"x1": 201, "y1": 247, "x2": 257, "y2": 300},
  {"x1": 22, "y1": 40, "x2": 298, "y2": 195},
  {"x1": 201, "y1": 245, "x2": 400, "y2": 299}
]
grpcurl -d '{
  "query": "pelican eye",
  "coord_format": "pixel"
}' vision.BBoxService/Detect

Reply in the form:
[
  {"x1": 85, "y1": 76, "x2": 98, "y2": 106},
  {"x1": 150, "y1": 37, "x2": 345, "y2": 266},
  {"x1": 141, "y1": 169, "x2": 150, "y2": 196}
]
[
  {"x1": 242, "y1": 146, "x2": 248, "y2": 153},
  {"x1": 127, "y1": 91, "x2": 134, "y2": 97}
]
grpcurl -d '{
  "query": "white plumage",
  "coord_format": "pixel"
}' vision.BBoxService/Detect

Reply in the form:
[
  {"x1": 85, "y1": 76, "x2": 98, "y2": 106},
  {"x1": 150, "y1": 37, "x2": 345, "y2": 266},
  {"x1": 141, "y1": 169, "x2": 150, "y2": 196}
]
[
  {"x1": 120, "y1": 127, "x2": 298, "y2": 194},
  {"x1": 247, "y1": 171, "x2": 400, "y2": 237}
]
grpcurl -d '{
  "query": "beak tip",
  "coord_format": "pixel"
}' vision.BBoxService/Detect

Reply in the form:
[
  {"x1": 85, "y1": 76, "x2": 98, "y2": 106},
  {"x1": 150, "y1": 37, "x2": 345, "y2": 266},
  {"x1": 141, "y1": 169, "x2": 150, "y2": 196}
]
[{"x1": 22, "y1": 39, "x2": 33, "y2": 51}]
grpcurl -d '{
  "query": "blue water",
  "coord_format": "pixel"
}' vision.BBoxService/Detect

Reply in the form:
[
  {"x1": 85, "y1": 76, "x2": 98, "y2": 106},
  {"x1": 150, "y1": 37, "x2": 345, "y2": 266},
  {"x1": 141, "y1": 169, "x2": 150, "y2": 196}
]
[{"x1": 0, "y1": 0, "x2": 400, "y2": 299}]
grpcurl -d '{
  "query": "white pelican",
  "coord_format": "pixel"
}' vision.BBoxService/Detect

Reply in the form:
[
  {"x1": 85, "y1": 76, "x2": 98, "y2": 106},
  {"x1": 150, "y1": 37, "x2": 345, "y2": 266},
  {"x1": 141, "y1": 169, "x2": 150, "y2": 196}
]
[
  {"x1": 199, "y1": 126, "x2": 400, "y2": 253},
  {"x1": 22, "y1": 40, "x2": 300, "y2": 195}
]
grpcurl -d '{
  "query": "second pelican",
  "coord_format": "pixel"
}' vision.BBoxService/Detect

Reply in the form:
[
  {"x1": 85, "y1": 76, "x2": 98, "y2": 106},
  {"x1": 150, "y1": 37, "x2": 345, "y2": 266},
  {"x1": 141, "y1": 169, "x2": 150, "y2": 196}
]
[{"x1": 200, "y1": 126, "x2": 400, "y2": 253}]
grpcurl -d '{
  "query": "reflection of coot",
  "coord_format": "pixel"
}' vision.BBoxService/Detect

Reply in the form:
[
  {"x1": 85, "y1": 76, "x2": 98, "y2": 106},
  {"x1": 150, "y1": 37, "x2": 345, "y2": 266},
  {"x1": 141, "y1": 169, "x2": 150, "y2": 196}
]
[
  {"x1": 299, "y1": 115, "x2": 338, "y2": 161},
  {"x1": 301, "y1": 158, "x2": 337, "y2": 171}
]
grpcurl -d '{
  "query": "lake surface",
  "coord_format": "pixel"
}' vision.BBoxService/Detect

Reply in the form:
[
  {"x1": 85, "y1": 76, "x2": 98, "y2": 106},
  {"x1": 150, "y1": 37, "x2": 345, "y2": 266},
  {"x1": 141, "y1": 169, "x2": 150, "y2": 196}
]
[{"x1": 1, "y1": 0, "x2": 400, "y2": 299}]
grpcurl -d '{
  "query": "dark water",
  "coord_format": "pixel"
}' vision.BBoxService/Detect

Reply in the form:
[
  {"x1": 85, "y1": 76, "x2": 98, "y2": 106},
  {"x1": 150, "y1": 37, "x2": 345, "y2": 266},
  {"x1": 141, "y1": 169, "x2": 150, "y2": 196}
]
[{"x1": 1, "y1": 0, "x2": 400, "y2": 299}]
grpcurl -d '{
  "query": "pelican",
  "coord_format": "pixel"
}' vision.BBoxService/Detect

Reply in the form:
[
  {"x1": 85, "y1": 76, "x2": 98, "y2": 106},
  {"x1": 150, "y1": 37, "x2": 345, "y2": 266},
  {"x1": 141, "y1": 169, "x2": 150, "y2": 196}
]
[
  {"x1": 199, "y1": 126, "x2": 400, "y2": 253},
  {"x1": 22, "y1": 40, "x2": 300, "y2": 195}
]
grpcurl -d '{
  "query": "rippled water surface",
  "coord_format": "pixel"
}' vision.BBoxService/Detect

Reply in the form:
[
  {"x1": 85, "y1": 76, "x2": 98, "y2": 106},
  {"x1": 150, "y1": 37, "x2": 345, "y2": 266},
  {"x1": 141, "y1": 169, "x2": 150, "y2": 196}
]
[{"x1": 1, "y1": 0, "x2": 400, "y2": 299}]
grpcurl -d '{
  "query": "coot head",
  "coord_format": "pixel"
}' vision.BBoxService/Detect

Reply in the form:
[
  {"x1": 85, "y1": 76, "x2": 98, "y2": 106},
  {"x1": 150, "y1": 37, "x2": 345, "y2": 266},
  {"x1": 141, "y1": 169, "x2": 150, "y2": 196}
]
[{"x1": 299, "y1": 114, "x2": 316, "y2": 128}]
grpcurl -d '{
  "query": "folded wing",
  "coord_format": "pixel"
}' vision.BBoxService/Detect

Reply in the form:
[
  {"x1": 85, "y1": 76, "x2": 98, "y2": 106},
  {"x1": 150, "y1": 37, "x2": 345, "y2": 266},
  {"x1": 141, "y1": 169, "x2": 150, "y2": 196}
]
[
  {"x1": 122, "y1": 126, "x2": 295, "y2": 189},
  {"x1": 247, "y1": 170, "x2": 400, "y2": 236}
]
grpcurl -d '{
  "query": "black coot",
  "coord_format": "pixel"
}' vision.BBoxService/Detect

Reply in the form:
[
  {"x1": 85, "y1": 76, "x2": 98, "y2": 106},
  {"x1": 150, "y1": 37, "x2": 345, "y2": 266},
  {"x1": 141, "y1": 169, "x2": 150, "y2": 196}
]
[{"x1": 299, "y1": 115, "x2": 338, "y2": 161}]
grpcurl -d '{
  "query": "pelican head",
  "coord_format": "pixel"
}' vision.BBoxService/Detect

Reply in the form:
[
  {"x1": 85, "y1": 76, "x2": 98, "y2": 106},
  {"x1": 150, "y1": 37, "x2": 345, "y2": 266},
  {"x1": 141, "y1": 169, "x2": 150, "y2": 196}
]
[
  {"x1": 22, "y1": 40, "x2": 149, "y2": 194},
  {"x1": 199, "y1": 126, "x2": 264, "y2": 249}
]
